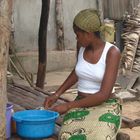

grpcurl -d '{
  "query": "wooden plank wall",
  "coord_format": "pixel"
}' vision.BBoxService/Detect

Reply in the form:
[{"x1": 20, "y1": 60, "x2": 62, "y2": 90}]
[{"x1": 104, "y1": 0, "x2": 140, "y2": 20}]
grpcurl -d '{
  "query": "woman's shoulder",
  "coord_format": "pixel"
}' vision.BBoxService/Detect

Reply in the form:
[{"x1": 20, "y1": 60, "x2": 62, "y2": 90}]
[
  {"x1": 106, "y1": 42, "x2": 121, "y2": 59},
  {"x1": 106, "y1": 42, "x2": 120, "y2": 53},
  {"x1": 77, "y1": 45, "x2": 85, "y2": 54},
  {"x1": 76, "y1": 43, "x2": 85, "y2": 58}
]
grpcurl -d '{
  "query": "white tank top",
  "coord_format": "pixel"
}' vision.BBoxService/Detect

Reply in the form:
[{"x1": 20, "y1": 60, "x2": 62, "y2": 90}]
[{"x1": 75, "y1": 42, "x2": 114, "y2": 94}]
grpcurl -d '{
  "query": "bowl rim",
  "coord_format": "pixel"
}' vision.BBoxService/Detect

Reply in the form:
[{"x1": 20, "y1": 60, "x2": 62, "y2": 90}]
[{"x1": 12, "y1": 110, "x2": 59, "y2": 123}]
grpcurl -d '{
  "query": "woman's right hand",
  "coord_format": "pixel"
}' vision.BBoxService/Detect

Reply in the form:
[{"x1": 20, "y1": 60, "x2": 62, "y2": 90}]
[{"x1": 44, "y1": 94, "x2": 59, "y2": 109}]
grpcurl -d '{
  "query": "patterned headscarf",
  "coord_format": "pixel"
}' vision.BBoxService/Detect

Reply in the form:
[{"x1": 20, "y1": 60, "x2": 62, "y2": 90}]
[
  {"x1": 73, "y1": 9, "x2": 101, "y2": 32},
  {"x1": 73, "y1": 9, "x2": 113, "y2": 36}
]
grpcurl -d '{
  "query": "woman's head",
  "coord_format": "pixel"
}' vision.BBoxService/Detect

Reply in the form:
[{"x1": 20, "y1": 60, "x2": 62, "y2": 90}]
[{"x1": 73, "y1": 9, "x2": 102, "y2": 46}]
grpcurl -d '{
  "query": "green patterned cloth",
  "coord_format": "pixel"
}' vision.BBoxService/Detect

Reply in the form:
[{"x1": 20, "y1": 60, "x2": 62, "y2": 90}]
[{"x1": 58, "y1": 98, "x2": 122, "y2": 140}]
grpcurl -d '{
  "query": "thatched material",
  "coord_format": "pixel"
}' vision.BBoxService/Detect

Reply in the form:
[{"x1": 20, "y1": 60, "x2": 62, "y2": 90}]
[{"x1": 120, "y1": 4, "x2": 140, "y2": 74}]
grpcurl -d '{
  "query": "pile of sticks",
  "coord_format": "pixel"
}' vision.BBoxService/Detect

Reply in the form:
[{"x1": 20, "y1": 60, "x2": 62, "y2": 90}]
[
  {"x1": 133, "y1": 37, "x2": 140, "y2": 73},
  {"x1": 120, "y1": 5, "x2": 140, "y2": 74}
]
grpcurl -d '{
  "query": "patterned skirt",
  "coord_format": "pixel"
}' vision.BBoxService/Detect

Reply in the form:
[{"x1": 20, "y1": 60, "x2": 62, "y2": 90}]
[{"x1": 58, "y1": 98, "x2": 122, "y2": 140}]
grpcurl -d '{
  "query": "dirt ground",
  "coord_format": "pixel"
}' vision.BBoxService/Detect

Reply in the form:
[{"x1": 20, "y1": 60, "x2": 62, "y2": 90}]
[
  {"x1": 13, "y1": 70, "x2": 140, "y2": 140},
  {"x1": 121, "y1": 101, "x2": 140, "y2": 140}
]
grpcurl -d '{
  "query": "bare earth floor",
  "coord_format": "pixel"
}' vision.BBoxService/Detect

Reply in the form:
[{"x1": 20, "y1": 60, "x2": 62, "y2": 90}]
[{"x1": 121, "y1": 101, "x2": 140, "y2": 140}]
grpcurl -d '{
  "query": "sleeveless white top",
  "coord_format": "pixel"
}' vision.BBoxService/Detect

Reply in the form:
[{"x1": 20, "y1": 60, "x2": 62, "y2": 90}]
[{"x1": 75, "y1": 42, "x2": 115, "y2": 94}]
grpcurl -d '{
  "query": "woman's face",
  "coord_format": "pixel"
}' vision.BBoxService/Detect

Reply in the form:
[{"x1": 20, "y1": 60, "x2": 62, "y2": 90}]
[{"x1": 75, "y1": 31, "x2": 91, "y2": 47}]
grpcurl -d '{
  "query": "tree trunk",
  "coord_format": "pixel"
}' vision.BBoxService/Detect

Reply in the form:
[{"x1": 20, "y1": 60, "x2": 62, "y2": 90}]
[
  {"x1": 97, "y1": 0, "x2": 104, "y2": 23},
  {"x1": 36, "y1": 0, "x2": 50, "y2": 89},
  {"x1": 0, "y1": 0, "x2": 13, "y2": 138},
  {"x1": 55, "y1": 0, "x2": 65, "y2": 50}
]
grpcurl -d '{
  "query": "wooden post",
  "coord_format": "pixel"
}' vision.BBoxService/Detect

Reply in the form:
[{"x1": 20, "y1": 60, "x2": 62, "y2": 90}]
[
  {"x1": 97, "y1": 0, "x2": 104, "y2": 23},
  {"x1": 36, "y1": 0, "x2": 50, "y2": 89},
  {"x1": 55, "y1": 0, "x2": 65, "y2": 50},
  {"x1": 0, "y1": 0, "x2": 13, "y2": 138}
]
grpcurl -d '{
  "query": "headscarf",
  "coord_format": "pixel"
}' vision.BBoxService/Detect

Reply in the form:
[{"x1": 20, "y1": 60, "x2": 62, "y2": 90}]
[
  {"x1": 73, "y1": 9, "x2": 101, "y2": 32},
  {"x1": 73, "y1": 9, "x2": 114, "y2": 36}
]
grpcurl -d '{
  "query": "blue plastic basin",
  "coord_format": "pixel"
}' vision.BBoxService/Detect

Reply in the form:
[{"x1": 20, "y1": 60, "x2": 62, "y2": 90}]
[{"x1": 12, "y1": 110, "x2": 59, "y2": 139}]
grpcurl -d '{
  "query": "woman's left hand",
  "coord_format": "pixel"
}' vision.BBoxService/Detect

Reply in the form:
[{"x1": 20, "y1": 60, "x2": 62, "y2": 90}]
[{"x1": 51, "y1": 103, "x2": 70, "y2": 114}]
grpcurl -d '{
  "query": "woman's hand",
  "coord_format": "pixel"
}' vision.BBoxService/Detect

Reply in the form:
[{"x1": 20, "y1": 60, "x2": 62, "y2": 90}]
[
  {"x1": 51, "y1": 103, "x2": 70, "y2": 115},
  {"x1": 44, "y1": 94, "x2": 59, "y2": 109}
]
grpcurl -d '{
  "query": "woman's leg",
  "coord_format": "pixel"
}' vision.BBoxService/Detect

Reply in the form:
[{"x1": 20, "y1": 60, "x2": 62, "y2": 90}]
[{"x1": 58, "y1": 98, "x2": 122, "y2": 140}]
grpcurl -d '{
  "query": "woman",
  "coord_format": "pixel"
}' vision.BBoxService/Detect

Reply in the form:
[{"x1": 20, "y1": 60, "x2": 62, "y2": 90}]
[{"x1": 44, "y1": 9, "x2": 121, "y2": 140}]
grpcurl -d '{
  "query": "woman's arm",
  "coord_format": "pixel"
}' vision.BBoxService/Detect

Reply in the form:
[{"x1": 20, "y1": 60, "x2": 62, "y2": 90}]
[
  {"x1": 54, "y1": 42, "x2": 81, "y2": 97},
  {"x1": 67, "y1": 46, "x2": 121, "y2": 109},
  {"x1": 54, "y1": 69, "x2": 78, "y2": 97},
  {"x1": 44, "y1": 69, "x2": 78, "y2": 109},
  {"x1": 44, "y1": 42, "x2": 81, "y2": 109}
]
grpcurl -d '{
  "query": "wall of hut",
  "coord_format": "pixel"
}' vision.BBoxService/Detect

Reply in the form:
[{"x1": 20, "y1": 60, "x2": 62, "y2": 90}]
[
  {"x1": 10, "y1": 0, "x2": 97, "y2": 73},
  {"x1": 13, "y1": 0, "x2": 97, "y2": 52},
  {"x1": 104, "y1": 0, "x2": 140, "y2": 20},
  {"x1": 10, "y1": 0, "x2": 140, "y2": 73}
]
